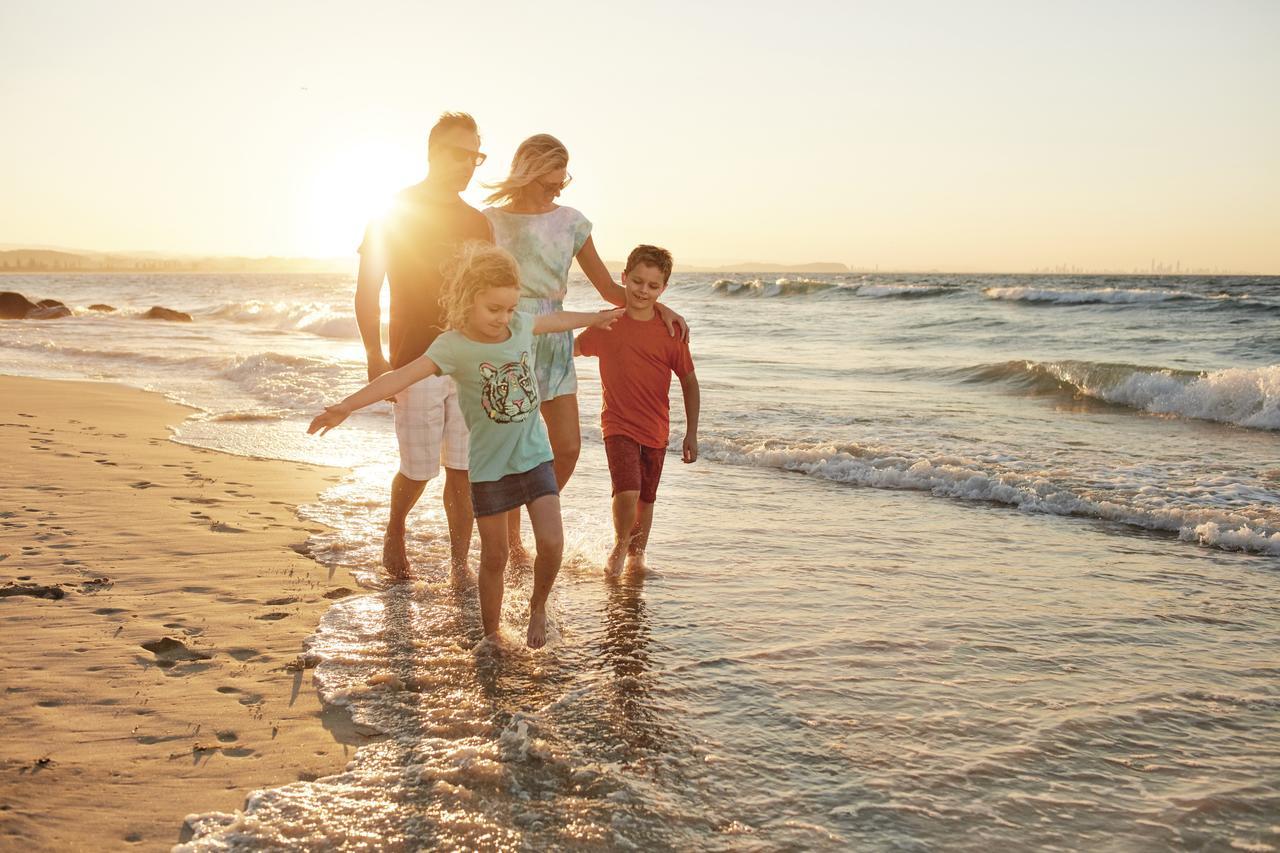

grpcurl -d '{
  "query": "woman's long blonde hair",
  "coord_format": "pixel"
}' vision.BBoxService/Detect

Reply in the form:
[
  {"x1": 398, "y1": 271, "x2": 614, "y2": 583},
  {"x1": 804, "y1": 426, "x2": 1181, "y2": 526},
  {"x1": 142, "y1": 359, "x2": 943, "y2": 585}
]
[
  {"x1": 439, "y1": 242, "x2": 520, "y2": 330},
  {"x1": 483, "y1": 133, "x2": 569, "y2": 206}
]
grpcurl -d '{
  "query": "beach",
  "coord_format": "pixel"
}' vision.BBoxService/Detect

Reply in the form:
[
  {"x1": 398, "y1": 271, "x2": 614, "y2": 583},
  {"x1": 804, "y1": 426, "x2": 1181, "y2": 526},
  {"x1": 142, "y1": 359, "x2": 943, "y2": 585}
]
[{"x1": 0, "y1": 375, "x2": 366, "y2": 850}]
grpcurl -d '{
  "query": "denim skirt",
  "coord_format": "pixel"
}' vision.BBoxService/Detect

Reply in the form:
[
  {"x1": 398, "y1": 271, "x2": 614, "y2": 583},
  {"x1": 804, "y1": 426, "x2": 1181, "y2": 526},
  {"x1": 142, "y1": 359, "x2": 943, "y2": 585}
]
[{"x1": 470, "y1": 460, "x2": 559, "y2": 518}]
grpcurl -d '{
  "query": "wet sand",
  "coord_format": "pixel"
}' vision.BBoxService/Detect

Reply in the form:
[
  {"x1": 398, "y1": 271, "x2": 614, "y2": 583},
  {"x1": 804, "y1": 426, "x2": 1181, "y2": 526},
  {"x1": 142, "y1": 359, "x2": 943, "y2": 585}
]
[{"x1": 0, "y1": 375, "x2": 373, "y2": 849}]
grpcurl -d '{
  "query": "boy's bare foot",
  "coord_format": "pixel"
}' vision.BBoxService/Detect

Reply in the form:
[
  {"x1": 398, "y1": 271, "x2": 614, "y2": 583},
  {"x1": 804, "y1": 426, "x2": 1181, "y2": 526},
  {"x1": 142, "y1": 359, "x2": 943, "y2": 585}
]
[
  {"x1": 527, "y1": 606, "x2": 548, "y2": 649},
  {"x1": 625, "y1": 550, "x2": 648, "y2": 573},
  {"x1": 605, "y1": 545, "x2": 626, "y2": 579},
  {"x1": 509, "y1": 540, "x2": 533, "y2": 570},
  {"x1": 383, "y1": 528, "x2": 411, "y2": 579}
]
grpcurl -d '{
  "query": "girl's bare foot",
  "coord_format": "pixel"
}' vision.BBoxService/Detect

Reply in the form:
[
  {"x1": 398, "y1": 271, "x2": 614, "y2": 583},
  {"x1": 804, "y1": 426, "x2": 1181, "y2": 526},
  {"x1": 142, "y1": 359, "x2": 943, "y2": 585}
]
[
  {"x1": 527, "y1": 606, "x2": 548, "y2": 649},
  {"x1": 625, "y1": 550, "x2": 648, "y2": 573}
]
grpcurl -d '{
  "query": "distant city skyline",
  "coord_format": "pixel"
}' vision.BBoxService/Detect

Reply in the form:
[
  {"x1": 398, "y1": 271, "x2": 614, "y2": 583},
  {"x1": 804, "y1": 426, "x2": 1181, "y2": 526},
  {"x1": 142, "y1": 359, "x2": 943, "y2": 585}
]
[{"x1": 2, "y1": 1, "x2": 1277, "y2": 272}]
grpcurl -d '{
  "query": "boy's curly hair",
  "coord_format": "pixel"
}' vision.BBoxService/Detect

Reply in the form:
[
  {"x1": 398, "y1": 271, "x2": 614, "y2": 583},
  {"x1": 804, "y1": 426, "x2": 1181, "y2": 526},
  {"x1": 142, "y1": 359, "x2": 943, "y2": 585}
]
[
  {"x1": 624, "y1": 244, "x2": 674, "y2": 283},
  {"x1": 440, "y1": 242, "x2": 520, "y2": 330}
]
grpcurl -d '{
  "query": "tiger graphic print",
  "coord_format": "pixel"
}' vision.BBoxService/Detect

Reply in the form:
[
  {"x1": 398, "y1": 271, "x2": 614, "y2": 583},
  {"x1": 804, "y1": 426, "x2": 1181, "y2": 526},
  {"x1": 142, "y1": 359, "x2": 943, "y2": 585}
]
[{"x1": 479, "y1": 352, "x2": 539, "y2": 424}]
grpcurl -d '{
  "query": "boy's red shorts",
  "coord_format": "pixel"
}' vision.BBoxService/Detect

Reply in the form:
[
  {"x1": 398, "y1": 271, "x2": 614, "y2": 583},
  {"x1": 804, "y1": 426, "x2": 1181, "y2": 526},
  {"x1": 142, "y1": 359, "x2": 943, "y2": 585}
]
[{"x1": 603, "y1": 435, "x2": 666, "y2": 503}]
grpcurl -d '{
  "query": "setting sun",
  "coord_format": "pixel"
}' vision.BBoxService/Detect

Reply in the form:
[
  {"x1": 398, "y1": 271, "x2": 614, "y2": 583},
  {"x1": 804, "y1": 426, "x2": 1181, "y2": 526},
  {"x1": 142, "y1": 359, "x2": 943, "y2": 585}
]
[{"x1": 296, "y1": 140, "x2": 419, "y2": 258}]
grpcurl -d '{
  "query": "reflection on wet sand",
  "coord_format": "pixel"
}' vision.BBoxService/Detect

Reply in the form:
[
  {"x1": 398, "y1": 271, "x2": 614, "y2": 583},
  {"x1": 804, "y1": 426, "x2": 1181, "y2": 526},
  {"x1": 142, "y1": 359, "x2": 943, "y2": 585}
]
[{"x1": 598, "y1": 571, "x2": 673, "y2": 758}]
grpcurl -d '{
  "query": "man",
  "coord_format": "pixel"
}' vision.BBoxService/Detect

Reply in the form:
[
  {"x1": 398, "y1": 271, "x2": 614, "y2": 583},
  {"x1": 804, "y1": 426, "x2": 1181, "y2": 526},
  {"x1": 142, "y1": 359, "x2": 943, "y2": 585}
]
[{"x1": 355, "y1": 112, "x2": 492, "y2": 578}]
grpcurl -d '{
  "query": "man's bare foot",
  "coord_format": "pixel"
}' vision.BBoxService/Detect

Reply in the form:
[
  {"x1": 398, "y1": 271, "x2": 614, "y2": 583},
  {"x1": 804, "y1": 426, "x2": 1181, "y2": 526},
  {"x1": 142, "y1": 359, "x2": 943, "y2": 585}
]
[
  {"x1": 527, "y1": 606, "x2": 548, "y2": 649},
  {"x1": 509, "y1": 540, "x2": 533, "y2": 570},
  {"x1": 383, "y1": 528, "x2": 411, "y2": 579},
  {"x1": 625, "y1": 550, "x2": 648, "y2": 573},
  {"x1": 605, "y1": 545, "x2": 626, "y2": 579}
]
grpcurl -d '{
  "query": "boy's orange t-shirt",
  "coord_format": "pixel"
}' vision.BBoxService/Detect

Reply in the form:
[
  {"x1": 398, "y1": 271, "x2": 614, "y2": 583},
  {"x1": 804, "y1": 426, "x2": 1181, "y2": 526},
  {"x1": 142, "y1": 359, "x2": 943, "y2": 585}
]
[{"x1": 577, "y1": 314, "x2": 695, "y2": 449}]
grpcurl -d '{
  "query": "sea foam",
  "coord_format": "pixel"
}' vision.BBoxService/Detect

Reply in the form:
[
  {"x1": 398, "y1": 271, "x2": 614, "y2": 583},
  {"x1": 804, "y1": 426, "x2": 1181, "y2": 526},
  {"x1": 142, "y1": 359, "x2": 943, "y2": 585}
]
[
  {"x1": 699, "y1": 436, "x2": 1280, "y2": 556},
  {"x1": 205, "y1": 300, "x2": 361, "y2": 339}
]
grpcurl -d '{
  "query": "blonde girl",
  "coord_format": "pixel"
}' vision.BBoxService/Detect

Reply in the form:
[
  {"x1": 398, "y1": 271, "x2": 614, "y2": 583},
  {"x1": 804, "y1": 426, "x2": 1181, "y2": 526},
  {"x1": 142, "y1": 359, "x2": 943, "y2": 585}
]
[{"x1": 309, "y1": 243, "x2": 622, "y2": 649}]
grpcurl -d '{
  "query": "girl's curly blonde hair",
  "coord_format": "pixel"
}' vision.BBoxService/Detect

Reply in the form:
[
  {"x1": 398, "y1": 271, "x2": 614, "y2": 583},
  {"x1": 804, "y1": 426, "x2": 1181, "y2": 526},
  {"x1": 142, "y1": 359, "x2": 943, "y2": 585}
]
[
  {"x1": 483, "y1": 133, "x2": 569, "y2": 206},
  {"x1": 439, "y1": 242, "x2": 521, "y2": 330}
]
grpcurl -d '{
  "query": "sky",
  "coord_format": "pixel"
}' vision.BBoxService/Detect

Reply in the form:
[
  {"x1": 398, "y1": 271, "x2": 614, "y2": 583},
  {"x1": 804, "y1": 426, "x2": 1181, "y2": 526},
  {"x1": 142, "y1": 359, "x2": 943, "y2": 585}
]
[{"x1": 1, "y1": 0, "x2": 1277, "y2": 272}]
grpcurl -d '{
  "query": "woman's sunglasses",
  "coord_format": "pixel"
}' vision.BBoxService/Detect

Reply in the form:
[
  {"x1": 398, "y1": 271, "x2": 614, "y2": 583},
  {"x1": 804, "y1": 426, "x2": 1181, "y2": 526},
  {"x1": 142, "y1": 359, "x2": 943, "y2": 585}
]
[{"x1": 536, "y1": 173, "x2": 573, "y2": 192}]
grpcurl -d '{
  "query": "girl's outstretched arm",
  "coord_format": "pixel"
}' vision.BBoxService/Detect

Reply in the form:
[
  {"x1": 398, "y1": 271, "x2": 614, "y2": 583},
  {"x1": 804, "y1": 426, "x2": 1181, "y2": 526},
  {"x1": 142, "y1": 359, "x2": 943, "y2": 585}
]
[
  {"x1": 533, "y1": 307, "x2": 624, "y2": 336},
  {"x1": 577, "y1": 235, "x2": 689, "y2": 341},
  {"x1": 308, "y1": 353, "x2": 441, "y2": 435}
]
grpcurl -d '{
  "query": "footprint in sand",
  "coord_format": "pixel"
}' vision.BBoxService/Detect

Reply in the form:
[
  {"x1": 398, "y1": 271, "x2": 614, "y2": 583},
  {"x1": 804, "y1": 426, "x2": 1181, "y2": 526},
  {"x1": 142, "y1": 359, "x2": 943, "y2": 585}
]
[
  {"x1": 140, "y1": 637, "x2": 213, "y2": 668},
  {"x1": 216, "y1": 686, "x2": 264, "y2": 706},
  {"x1": 129, "y1": 481, "x2": 157, "y2": 490},
  {"x1": 210, "y1": 521, "x2": 248, "y2": 533},
  {"x1": 264, "y1": 596, "x2": 298, "y2": 606},
  {"x1": 254, "y1": 612, "x2": 291, "y2": 621},
  {"x1": 322, "y1": 587, "x2": 356, "y2": 600}
]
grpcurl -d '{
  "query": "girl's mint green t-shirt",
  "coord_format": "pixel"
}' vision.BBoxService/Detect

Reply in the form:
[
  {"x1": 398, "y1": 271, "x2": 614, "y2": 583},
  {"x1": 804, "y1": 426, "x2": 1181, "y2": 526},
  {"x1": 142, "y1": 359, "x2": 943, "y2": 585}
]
[{"x1": 425, "y1": 311, "x2": 554, "y2": 483}]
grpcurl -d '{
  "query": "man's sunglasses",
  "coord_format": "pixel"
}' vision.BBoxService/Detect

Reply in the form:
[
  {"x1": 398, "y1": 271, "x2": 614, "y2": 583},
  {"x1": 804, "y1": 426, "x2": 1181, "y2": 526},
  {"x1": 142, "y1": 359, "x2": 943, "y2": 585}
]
[{"x1": 438, "y1": 144, "x2": 487, "y2": 167}]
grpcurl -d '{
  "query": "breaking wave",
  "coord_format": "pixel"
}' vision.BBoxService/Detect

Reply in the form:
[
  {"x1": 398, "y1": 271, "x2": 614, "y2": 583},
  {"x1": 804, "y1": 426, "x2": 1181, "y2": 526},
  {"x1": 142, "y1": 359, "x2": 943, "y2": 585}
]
[{"x1": 955, "y1": 360, "x2": 1280, "y2": 431}]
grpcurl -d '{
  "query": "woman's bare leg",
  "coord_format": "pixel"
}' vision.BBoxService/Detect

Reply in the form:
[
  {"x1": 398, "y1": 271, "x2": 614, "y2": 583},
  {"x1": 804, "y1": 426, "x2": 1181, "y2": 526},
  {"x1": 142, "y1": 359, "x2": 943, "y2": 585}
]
[{"x1": 540, "y1": 394, "x2": 582, "y2": 490}]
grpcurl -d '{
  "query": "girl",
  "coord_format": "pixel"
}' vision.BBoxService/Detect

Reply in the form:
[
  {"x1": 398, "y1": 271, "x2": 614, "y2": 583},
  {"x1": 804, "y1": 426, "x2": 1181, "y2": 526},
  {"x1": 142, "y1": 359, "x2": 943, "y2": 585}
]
[
  {"x1": 482, "y1": 133, "x2": 687, "y2": 563},
  {"x1": 308, "y1": 243, "x2": 622, "y2": 649}
]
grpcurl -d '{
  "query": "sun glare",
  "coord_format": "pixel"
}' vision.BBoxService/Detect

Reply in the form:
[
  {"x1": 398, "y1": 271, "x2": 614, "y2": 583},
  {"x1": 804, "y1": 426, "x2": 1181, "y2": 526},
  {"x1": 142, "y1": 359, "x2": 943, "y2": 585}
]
[{"x1": 299, "y1": 141, "x2": 418, "y2": 258}]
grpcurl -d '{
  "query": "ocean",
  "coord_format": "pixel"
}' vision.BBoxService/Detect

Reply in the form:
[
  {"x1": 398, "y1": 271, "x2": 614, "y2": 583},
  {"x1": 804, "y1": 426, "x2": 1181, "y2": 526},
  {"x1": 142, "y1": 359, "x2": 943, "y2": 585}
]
[{"x1": 2, "y1": 271, "x2": 1277, "y2": 850}]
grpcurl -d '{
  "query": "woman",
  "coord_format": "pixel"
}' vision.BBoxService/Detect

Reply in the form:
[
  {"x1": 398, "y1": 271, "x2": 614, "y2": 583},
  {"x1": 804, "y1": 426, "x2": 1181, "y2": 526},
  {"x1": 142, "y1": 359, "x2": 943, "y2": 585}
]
[{"x1": 483, "y1": 134, "x2": 686, "y2": 564}]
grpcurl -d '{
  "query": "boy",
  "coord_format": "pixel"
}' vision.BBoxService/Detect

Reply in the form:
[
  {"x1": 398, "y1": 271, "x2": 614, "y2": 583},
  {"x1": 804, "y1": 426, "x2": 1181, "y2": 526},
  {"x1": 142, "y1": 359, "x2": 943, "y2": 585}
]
[{"x1": 575, "y1": 245, "x2": 700, "y2": 577}]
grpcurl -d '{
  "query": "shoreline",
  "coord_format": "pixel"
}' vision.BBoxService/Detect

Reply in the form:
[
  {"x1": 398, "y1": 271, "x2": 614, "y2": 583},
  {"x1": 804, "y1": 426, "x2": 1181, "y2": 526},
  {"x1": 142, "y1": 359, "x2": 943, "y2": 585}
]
[{"x1": 0, "y1": 375, "x2": 374, "y2": 850}]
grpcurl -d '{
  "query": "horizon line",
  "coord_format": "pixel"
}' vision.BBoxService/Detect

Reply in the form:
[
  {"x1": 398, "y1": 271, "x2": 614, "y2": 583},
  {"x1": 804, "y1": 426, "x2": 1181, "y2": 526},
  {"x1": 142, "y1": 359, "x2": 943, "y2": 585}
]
[{"x1": 0, "y1": 246, "x2": 1271, "y2": 277}]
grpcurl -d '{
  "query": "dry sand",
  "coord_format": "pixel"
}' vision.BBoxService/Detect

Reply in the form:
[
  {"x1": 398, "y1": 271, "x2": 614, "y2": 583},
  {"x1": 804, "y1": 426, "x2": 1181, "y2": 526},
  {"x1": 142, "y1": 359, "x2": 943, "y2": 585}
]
[{"x1": 0, "y1": 376, "x2": 375, "y2": 850}]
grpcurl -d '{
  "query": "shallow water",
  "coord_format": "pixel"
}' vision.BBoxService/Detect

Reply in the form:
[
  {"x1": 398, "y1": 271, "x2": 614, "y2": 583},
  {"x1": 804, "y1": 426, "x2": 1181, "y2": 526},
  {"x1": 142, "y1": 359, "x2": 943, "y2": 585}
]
[{"x1": 2, "y1": 271, "x2": 1277, "y2": 850}]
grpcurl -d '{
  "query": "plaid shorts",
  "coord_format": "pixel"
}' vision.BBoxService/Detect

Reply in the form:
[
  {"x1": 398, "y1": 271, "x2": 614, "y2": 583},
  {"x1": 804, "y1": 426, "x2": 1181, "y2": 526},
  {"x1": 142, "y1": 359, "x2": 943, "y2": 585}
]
[{"x1": 393, "y1": 375, "x2": 469, "y2": 482}]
